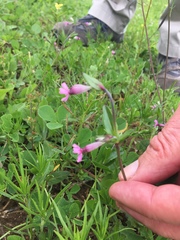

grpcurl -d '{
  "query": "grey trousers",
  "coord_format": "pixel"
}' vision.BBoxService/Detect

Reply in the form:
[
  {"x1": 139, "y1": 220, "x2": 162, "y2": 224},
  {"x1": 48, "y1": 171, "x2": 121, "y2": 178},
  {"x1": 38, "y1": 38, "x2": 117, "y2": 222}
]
[{"x1": 88, "y1": 0, "x2": 180, "y2": 58}]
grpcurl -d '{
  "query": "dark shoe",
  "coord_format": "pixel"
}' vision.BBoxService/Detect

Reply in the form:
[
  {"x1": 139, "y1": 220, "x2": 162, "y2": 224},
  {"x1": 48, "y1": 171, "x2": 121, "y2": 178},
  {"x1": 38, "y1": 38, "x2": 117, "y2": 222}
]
[
  {"x1": 158, "y1": 54, "x2": 180, "y2": 93},
  {"x1": 53, "y1": 14, "x2": 123, "y2": 46}
]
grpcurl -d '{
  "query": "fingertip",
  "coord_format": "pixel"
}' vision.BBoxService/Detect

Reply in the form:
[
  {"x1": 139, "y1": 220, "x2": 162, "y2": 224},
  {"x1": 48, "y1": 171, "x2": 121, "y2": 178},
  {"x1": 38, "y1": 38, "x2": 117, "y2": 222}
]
[{"x1": 109, "y1": 182, "x2": 118, "y2": 199}]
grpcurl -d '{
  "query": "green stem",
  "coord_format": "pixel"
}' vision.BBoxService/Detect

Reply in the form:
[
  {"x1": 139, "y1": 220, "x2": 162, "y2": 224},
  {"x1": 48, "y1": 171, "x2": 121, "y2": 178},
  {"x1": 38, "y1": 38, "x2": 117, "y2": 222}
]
[
  {"x1": 102, "y1": 87, "x2": 127, "y2": 180},
  {"x1": 115, "y1": 143, "x2": 127, "y2": 181},
  {"x1": 141, "y1": 0, "x2": 162, "y2": 104}
]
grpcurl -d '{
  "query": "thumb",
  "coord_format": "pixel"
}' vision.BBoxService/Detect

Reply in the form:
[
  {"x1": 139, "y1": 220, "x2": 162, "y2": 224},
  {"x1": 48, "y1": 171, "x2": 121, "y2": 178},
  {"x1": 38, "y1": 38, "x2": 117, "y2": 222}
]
[{"x1": 119, "y1": 105, "x2": 180, "y2": 184}]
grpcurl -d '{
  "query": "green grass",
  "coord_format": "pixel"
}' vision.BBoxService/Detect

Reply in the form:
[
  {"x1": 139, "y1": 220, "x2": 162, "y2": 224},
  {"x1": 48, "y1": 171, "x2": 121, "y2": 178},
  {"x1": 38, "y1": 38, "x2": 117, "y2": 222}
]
[{"x1": 0, "y1": 0, "x2": 178, "y2": 239}]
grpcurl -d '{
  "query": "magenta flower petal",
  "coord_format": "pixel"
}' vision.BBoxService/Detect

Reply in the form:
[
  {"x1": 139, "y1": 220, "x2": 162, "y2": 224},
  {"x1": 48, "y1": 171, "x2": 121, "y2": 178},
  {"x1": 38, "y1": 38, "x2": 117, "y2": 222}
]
[
  {"x1": 77, "y1": 153, "x2": 83, "y2": 163},
  {"x1": 154, "y1": 120, "x2": 165, "y2": 128},
  {"x1": 154, "y1": 120, "x2": 158, "y2": 127},
  {"x1": 72, "y1": 141, "x2": 104, "y2": 163},
  {"x1": 61, "y1": 95, "x2": 69, "y2": 102},
  {"x1": 73, "y1": 144, "x2": 82, "y2": 154},
  {"x1": 85, "y1": 22, "x2": 92, "y2": 26},
  {"x1": 111, "y1": 50, "x2": 116, "y2": 55},
  {"x1": 151, "y1": 104, "x2": 157, "y2": 110},
  {"x1": 59, "y1": 83, "x2": 91, "y2": 102},
  {"x1": 73, "y1": 144, "x2": 84, "y2": 163},
  {"x1": 59, "y1": 82, "x2": 70, "y2": 102},
  {"x1": 74, "y1": 36, "x2": 81, "y2": 40},
  {"x1": 64, "y1": 21, "x2": 71, "y2": 26},
  {"x1": 70, "y1": 84, "x2": 91, "y2": 95},
  {"x1": 59, "y1": 82, "x2": 69, "y2": 94},
  {"x1": 83, "y1": 141, "x2": 104, "y2": 152}
]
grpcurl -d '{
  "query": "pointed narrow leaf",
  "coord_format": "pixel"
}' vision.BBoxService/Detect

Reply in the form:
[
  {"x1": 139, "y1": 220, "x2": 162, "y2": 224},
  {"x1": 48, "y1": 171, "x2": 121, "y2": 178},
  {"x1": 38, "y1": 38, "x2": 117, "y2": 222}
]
[
  {"x1": 102, "y1": 105, "x2": 113, "y2": 135},
  {"x1": 83, "y1": 73, "x2": 103, "y2": 90},
  {"x1": 118, "y1": 129, "x2": 134, "y2": 141}
]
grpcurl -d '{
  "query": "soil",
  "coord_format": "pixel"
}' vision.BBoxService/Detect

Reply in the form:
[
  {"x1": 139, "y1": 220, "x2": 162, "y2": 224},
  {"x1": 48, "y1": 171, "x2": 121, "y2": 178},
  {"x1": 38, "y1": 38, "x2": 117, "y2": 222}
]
[{"x1": 0, "y1": 197, "x2": 27, "y2": 239}]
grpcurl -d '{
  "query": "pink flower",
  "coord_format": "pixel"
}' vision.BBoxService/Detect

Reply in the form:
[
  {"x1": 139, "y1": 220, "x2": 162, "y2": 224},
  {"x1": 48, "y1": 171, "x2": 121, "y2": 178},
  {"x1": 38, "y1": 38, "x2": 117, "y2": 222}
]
[
  {"x1": 151, "y1": 104, "x2": 157, "y2": 110},
  {"x1": 59, "y1": 83, "x2": 70, "y2": 102},
  {"x1": 154, "y1": 120, "x2": 165, "y2": 128},
  {"x1": 74, "y1": 36, "x2": 81, "y2": 40},
  {"x1": 73, "y1": 141, "x2": 104, "y2": 163},
  {"x1": 111, "y1": 50, "x2": 116, "y2": 55},
  {"x1": 85, "y1": 22, "x2": 92, "y2": 26},
  {"x1": 59, "y1": 82, "x2": 91, "y2": 102},
  {"x1": 64, "y1": 21, "x2": 71, "y2": 26}
]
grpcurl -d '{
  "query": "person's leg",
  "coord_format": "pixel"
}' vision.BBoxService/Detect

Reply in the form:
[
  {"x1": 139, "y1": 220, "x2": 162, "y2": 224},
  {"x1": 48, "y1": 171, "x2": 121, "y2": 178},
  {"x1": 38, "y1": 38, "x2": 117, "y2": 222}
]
[
  {"x1": 157, "y1": 0, "x2": 180, "y2": 92},
  {"x1": 158, "y1": 0, "x2": 180, "y2": 58},
  {"x1": 53, "y1": 0, "x2": 137, "y2": 45},
  {"x1": 88, "y1": 0, "x2": 137, "y2": 35}
]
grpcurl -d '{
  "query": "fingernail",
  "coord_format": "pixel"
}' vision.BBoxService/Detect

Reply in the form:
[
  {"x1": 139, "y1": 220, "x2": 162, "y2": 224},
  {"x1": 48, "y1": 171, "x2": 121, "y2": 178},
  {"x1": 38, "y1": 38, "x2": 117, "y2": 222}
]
[{"x1": 119, "y1": 160, "x2": 139, "y2": 180}]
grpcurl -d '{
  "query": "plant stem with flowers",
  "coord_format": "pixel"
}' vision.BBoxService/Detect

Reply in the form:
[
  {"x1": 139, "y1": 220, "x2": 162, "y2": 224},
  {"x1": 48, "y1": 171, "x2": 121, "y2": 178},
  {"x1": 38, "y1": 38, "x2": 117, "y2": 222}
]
[
  {"x1": 59, "y1": 73, "x2": 132, "y2": 180},
  {"x1": 97, "y1": 83, "x2": 127, "y2": 180}
]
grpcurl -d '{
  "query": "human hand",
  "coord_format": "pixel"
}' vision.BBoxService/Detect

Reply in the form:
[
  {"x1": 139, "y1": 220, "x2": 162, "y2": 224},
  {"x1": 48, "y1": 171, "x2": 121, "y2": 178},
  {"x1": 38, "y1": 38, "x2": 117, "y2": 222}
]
[{"x1": 109, "y1": 105, "x2": 180, "y2": 240}]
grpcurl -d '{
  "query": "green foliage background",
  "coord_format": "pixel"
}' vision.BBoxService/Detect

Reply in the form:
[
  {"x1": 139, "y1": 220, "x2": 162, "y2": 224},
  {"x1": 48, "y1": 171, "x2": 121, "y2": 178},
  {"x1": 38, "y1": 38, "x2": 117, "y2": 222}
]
[{"x1": 0, "y1": 0, "x2": 178, "y2": 239}]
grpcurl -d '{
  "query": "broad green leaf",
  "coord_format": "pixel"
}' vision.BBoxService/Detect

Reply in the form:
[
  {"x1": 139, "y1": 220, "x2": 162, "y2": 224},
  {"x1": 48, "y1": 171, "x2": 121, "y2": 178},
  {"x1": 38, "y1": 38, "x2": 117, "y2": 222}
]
[
  {"x1": 7, "y1": 25, "x2": 17, "y2": 30},
  {"x1": 156, "y1": 236, "x2": 167, "y2": 240},
  {"x1": 7, "y1": 236, "x2": 23, "y2": 240},
  {"x1": 69, "y1": 184, "x2": 80, "y2": 195},
  {"x1": 76, "y1": 128, "x2": 92, "y2": 144},
  {"x1": 83, "y1": 73, "x2": 103, "y2": 90},
  {"x1": 31, "y1": 23, "x2": 41, "y2": 34},
  {"x1": 102, "y1": 105, "x2": 113, "y2": 135},
  {"x1": 9, "y1": 58, "x2": 17, "y2": 71},
  {"x1": 0, "y1": 168, "x2": 6, "y2": 190},
  {"x1": 0, "y1": 19, "x2": 5, "y2": 31},
  {"x1": 56, "y1": 105, "x2": 69, "y2": 122},
  {"x1": 38, "y1": 105, "x2": 56, "y2": 122},
  {"x1": 69, "y1": 202, "x2": 80, "y2": 218},
  {"x1": 0, "y1": 85, "x2": 14, "y2": 101},
  {"x1": 122, "y1": 230, "x2": 144, "y2": 240},
  {"x1": 47, "y1": 171, "x2": 69, "y2": 185},
  {"x1": 46, "y1": 122, "x2": 63, "y2": 130},
  {"x1": 117, "y1": 117, "x2": 128, "y2": 133},
  {"x1": 1, "y1": 114, "x2": 13, "y2": 133},
  {"x1": 125, "y1": 152, "x2": 139, "y2": 165},
  {"x1": 0, "y1": 156, "x2": 6, "y2": 162},
  {"x1": 19, "y1": 83, "x2": 37, "y2": 98},
  {"x1": 9, "y1": 132, "x2": 19, "y2": 142},
  {"x1": 10, "y1": 39, "x2": 20, "y2": 49}
]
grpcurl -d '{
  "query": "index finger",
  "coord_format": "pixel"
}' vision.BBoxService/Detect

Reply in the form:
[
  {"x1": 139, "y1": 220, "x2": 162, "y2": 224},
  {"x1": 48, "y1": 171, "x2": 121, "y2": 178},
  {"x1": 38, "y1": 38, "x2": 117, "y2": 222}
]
[{"x1": 109, "y1": 181, "x2": 180, "y2": 225}]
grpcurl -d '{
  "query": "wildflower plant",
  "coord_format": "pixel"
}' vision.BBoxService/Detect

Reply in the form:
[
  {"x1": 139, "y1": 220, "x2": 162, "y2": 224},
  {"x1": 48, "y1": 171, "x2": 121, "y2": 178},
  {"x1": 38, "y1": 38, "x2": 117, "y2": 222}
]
[
  {"x1": 59, "y1": 73, "x2": 133, "y2": 180},
  {"x1": 54, "y1": 3, "x2": 64, "y2": 23},
  {"x1": 55, "y1": 3, "x2": 63, "y2": 11}
]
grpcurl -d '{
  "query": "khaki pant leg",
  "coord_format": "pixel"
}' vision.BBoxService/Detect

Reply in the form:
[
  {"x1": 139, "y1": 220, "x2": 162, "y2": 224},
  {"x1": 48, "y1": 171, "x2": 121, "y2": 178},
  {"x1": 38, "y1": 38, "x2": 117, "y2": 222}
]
[
  {"x1": 158, "y1": 0, "x2": 180, "y2": 58},
  {"x1": 88, "y1": 0, "x2": 137, "y2": 34}
]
